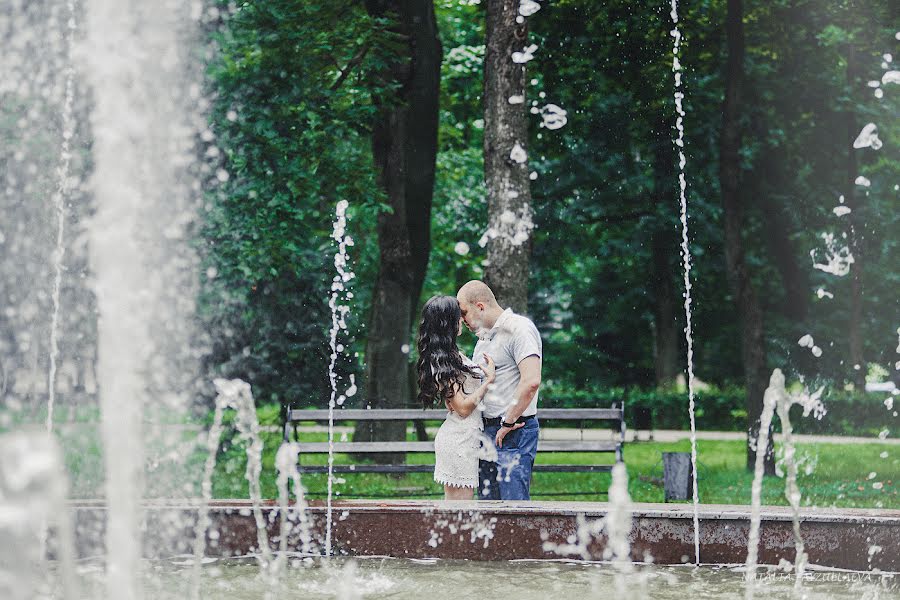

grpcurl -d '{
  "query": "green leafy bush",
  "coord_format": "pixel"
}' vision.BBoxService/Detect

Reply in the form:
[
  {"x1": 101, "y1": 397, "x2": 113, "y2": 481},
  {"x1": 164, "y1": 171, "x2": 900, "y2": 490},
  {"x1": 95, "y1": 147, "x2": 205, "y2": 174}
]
[{"x1": 541, "y1": 384, "x2": 895, "y2": 437}]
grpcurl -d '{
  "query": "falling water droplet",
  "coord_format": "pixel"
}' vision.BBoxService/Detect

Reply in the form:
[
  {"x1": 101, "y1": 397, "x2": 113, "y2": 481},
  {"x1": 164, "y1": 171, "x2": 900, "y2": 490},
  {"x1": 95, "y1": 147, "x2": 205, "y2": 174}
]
[
  {"x1": 512, "y1": 44, "x2": 538, "y2": 64},
  {"x1": 853, "y1": 124, "x2": 881, "y2": 150},
  {"x1": 519, "y1": 0, "x2": 541, "y2": 17},
  {"x1": 510, "y1": 143, "x2": 528, "y2": 163}
]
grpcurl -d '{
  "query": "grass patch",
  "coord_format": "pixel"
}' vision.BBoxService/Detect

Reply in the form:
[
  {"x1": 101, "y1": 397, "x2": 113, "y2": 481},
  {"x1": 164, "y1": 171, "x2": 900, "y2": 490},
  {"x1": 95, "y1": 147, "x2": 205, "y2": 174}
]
[
  {"x1": 9, "y1": 415, "x2": 897, "y2": 508},
  {"x1": 208, "y1": 430, "x2": 898, "y2": 508}
]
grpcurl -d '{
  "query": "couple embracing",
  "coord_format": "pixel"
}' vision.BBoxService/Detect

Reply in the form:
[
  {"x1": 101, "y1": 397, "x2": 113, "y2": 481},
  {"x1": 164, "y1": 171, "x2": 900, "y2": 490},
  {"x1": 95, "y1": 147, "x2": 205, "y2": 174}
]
[{"x1": 415, "y1": 280, "x2": 542, "y2": 501}]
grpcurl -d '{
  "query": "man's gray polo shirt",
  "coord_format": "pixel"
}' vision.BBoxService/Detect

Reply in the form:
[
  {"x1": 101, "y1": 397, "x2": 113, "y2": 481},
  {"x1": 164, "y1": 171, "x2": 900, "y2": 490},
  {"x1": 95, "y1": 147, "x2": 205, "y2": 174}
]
[{"x1": 471, "y1": 308, "x2": 542, "y2": 419}]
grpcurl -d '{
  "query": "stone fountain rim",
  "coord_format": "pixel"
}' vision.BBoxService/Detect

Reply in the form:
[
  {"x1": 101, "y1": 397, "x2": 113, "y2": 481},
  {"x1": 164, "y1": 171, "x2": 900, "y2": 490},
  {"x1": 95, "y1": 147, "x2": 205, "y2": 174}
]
[{"x1": 66, "y1": 499, "x2": 900, "y2": 525}]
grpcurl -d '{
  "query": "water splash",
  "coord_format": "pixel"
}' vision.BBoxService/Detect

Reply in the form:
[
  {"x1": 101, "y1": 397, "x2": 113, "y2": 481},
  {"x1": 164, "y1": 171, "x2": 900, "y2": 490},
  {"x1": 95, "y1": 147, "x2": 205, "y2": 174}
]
[
  {"x1": 745, "y1": 370, "x2": 826, "y2": 597},
  {"x1": 745, "y1": 375, "x2": 778, "y2": 596},
  {"x1": 0, "y1": 431, "x2": 77, "y2": 600},
  {"x1": 477, "y1": 205, "x2": 534, "y2": 248},
  {"x1": 192, "y1": 378, "x2": 272, "y2": 600},
  {"x1": 541, "y1": 463, "x2": 635, "y2": 595},
  {"x1": 853, "y1": 122, "x2": 882, "y2": 150},
  {"x1": 606, "y1": 463, "x2": 635, "y2": 596},
  {"x1": 326, "y1": 200, "x2": 355, "y2": 557},
  {"x1": 519, "y1": 0, "x2": 541, "y2": 17},
  {"x1": 511, "y1": 44, "x2": 538, "y2": 64},
  {"x1": 797, "y1": 334, "x2": 823, "y2": 358},
  {"x1": 46, "y1": 0, "x2": 78, "y2": 434},
  {"x1": 274, "y1": 441, "x2": 315, "y2": 570},
  {"x1": 426, "y1": 510, "x2": 498, "y2": 549},
  {"x1": 811, "y1": 232, "x2": 854, "y2": 276},
  {"x1": 774, "y1": 384, "x2": 809, "y2": 589},
  {"x1": 669, "y1": 0, "x2": 701, "y2": 565},
  {"x1": 833, "y1": 205, "x2": 852, "y2": 217},
  {"x1": 539, "y1": 103, "x2": 568, "y2": 130},
  {"x1": 509, "y1": 142, "x2": 528, "y2": 163}
]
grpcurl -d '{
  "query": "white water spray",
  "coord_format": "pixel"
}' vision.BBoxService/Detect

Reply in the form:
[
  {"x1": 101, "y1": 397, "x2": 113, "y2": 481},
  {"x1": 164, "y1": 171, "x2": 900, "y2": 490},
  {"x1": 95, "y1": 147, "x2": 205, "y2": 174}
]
[
  {"x1": 0, "y1": 431, "x2": 77, "y2": 600},
  {"x1": 192, "y1": 378, "x2": 272, "y2": 600},
  {"x1": 83, "y1": 0, "x2": 203, "y2": 595},
  {"x1": 46, "y1": 0, "x2": 78, "y2": 434},
  {"x1": 542, "y1": 463, "x2": 635, "y2": 595},
  {"x1": 669, "y1": 0, "x2": 701, "y2": 565},
  {"x1": 811, "y1": 232, "x2": 854, "y2": 276},
  {"x1": 745, "y1": 374, "x2": 777, "y2": 595},
  {"x1": 745, "y1": 369, "x2": 825, "y2": 597},
  {"x1": 275, "y1": 441, "x2": 315, "y2": 569},
  {"x1": 775, "y1": 384, "x2": 809, "y2": 589},
  {"x1": 325, "y1": 200, "x2": 354, "y2": 556},
  {"x1": 606, "y1": 463, "x2": 635, "y2": 596},
  {"x1": 84, "y1": 1, "x2": 155, "y2": 593}
]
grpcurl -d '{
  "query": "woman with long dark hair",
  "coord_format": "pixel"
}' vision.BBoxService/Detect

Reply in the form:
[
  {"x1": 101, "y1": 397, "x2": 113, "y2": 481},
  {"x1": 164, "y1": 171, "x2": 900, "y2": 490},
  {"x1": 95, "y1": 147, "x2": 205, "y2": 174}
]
[{"x1": 416, "y1": 295, "x2": 496, "y2": 500}]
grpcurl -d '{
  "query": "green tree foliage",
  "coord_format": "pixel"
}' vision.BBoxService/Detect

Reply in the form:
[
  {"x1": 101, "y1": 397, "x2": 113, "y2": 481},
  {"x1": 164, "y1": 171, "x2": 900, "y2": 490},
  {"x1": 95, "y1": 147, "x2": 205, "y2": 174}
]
[
  {"x1": 203, "y1": 0, "x2": 898, "y2": 417},
  {"x1": 200, "y1": 1, "x2": 395, "y2": 407}
]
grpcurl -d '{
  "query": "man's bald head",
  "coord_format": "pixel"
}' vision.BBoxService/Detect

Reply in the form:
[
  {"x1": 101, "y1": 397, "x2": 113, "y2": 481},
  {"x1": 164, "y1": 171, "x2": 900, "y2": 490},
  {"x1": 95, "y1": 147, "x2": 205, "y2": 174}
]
[
  {"x1": 456, "y1": 280, "x2": 503, "y2": 333},
  {"x1": 457, "y1": 280, "x2": 498, "y2": 307}
]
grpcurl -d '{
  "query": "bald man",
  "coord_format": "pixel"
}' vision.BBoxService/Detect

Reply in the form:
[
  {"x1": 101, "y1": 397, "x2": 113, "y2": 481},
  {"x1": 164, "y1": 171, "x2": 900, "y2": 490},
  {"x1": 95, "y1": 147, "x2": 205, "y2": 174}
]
[{"x1": 456, "y1": 280, "x2": 542, "y2": 501}]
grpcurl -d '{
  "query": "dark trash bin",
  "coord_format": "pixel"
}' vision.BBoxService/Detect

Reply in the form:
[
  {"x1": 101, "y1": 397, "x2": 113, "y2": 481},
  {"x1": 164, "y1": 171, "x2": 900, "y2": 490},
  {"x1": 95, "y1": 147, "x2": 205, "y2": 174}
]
[{"x1": 662, "y1": 452, "x2": 693, "y2": 502}]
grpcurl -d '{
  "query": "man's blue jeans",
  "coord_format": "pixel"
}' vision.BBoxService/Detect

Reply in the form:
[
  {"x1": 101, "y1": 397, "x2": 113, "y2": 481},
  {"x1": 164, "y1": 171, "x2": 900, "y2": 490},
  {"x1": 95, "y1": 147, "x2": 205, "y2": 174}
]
[{"x1": 478, "y1": 417, "x2": 539, "y2": 500}]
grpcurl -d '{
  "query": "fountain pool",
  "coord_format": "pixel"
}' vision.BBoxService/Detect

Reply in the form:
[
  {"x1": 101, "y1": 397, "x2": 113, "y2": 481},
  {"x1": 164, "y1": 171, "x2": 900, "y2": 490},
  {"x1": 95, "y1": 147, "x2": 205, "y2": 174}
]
[{"x1": 51, "y1": 557, "x2": 898, "y2": 600}]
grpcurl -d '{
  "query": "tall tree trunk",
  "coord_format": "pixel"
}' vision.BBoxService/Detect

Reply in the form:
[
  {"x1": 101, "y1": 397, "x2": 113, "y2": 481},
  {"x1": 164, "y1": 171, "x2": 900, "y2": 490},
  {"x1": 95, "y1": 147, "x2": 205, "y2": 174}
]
[
  {"x1": 845, "y1": 45, "x2": 865, "y2": 387},
  {"x1": 651, "y1": 123, "x2": 680, "y2": 387},
  {"x1": 651, "y1": 236, "x2": 680, "y2": 387},
  {"x1": 355, "y1": 0, "x2": 442, "y2": 461},
  {"x1": 757, "y1": 153, "x2": 808, "y2": 322},
  {"x1": 483, "y1": 0, "x2": 532, "y2": 313},
  {"x1": 719, "y1": 0, "x2": 773, "y2": 474}
]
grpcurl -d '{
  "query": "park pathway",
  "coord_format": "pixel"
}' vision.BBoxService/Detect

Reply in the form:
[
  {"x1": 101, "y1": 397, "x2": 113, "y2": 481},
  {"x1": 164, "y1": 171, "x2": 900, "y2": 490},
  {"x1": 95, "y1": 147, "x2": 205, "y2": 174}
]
[{"x1": 288, "y1": 425, "x2": 900, "y2": 445}]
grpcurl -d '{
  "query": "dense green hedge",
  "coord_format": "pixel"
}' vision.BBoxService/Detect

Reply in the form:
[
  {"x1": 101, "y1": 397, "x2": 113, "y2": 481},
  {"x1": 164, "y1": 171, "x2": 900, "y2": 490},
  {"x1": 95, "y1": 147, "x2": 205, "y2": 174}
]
[{"x1": 540, "y1": 386, "x2": 896, "y2": 437}]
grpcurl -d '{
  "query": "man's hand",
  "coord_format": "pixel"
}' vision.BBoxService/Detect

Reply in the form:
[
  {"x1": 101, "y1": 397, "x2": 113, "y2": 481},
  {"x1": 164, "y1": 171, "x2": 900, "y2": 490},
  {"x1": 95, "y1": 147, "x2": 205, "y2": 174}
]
[{"x1": 495, "y1": 422, "x2": 524, "y2": 447}]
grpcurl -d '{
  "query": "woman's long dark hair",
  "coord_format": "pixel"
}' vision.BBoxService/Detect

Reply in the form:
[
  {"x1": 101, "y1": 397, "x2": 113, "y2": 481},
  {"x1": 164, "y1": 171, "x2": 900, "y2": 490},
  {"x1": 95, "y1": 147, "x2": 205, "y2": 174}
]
[{"x1": 416, "y1": 295, "x2": 477, "y2": 408}]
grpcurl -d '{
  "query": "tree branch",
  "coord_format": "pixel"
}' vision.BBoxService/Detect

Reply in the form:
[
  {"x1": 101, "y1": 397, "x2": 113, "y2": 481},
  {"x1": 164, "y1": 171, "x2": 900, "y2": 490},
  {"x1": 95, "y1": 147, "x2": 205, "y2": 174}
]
[
  {"x1": 600, "y1": 210, "x2": 652, "y2": 223},
  {"x1": 330, "y1": 44, "x2": 371, "y2": 91}
]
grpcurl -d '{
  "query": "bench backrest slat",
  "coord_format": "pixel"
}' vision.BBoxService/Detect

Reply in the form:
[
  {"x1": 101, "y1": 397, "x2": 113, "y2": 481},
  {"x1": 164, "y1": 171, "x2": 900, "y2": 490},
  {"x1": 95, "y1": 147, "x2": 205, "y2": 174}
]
[
  {"x1": 294, "y1": 440, "x2": 620, "y2": 453},
  {"x1": 287, "y1": 407, "x2": 623, "y2": 422}
]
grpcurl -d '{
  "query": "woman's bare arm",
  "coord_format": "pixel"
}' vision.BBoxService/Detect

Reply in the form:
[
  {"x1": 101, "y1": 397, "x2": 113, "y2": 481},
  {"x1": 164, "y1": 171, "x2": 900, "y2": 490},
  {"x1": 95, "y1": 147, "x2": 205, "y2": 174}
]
[
  {"x1": 446, "y1": 355, "x2": 495, "y2": 418},
  {"x1": 447, "y1": 378, "x2": 491, "y2": 418}
]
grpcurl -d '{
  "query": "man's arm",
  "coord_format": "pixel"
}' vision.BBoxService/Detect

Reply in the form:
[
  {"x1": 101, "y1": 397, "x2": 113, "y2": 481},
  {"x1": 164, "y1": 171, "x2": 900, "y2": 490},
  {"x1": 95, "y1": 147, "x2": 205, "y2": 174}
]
[
  {"x1": 495, "y1": 355, "x2": 541, "y2": 447},
  {"x1": 504, "y1": 355, "x2": 542, "y2": 423}
]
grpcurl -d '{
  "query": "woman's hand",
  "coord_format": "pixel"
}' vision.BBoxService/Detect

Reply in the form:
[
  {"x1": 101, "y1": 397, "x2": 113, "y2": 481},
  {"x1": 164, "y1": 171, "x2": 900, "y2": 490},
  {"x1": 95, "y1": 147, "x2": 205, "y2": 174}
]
[{"x1": 481, "y1": 354, "x2": 496, "y2": 383}]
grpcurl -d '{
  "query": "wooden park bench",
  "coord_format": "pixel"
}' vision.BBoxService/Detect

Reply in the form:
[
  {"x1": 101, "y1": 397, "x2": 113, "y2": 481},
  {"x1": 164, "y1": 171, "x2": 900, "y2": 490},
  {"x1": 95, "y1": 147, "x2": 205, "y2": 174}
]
[{"x1": 282, "y1": 406, "x2": 625, "y2": 494}]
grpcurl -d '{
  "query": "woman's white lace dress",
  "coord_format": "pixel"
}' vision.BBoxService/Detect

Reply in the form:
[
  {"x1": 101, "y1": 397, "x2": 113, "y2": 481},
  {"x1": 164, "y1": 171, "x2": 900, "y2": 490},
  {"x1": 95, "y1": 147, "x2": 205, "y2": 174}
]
[{"x1": 433, "y1": 359, "x2": 490, "y2": 488}]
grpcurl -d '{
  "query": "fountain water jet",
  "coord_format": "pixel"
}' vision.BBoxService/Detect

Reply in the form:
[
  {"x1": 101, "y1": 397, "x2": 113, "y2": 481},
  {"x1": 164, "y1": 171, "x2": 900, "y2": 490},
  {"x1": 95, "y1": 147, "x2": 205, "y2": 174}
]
[
  {"x1": 325, "y1": 199, "x2": 355, "y2": 557},
  {"x1": 274, "y1": 441, "x2": 316, "y2": 568},
  {"x1": 81, "y1": 0, "x2": 205, "y2": 596},
  {"x1": 745, "y1": 369, "x2": 826, "y2": 597},
  {"x1": 192, "y1": 378, "x2": 272, "y2": 600},
  {"x1": 541, "y1": 463, "x2": 636, "y2": 594},
  {"x1": 45, "y1": 0, "x2": 78, "y2": 435},
  {"x1": 0, "y1": 431, "x2": 76, "y2": 600},
  {"x1": 669, "y1": 0, "x2": 701, "y2": 565}
]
